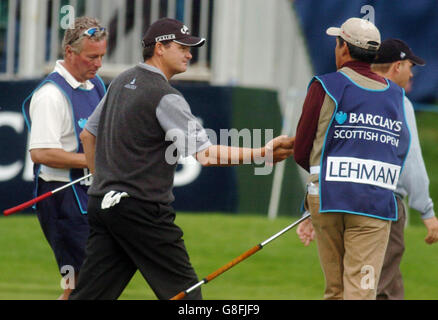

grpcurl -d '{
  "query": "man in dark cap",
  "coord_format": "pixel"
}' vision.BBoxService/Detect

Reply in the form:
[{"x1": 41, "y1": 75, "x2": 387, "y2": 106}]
[
  {"x1": 70, "y1": 18, "x2": 294, "y2": 300},
  {"x1": 372, "y1": 39, "x2": 438, "y2": 300}
]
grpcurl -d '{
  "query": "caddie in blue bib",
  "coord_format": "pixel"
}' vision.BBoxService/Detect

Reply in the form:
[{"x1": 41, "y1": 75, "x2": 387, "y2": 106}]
[
  {"x1": 313, "y1": 71, "x2": 410, "y2": 221},
  {"x1": 22, "y1": 72, "x2": 106, "y2": 214}
]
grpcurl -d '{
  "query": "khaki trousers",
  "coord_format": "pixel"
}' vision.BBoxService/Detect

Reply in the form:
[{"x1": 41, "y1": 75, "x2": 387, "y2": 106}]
[{"x1": 307, "y1": 194, "x2": 391, "y2": 300}]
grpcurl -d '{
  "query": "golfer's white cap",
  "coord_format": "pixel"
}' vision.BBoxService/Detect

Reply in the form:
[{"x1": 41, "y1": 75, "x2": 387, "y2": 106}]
[{"x1": 326, "y1": 17, "x2": 381, "y2": 51}]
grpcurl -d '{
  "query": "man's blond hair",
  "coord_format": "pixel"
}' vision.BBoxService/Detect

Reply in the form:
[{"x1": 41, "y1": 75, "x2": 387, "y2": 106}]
[{"x1": 62, "y1": 16, "x2": 107, "y2": 56}]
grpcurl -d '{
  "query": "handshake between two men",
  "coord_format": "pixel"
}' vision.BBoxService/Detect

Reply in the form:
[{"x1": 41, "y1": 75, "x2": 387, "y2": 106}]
[{"x1": 194, "y1": 135, "x2": 295, "y2": 169}]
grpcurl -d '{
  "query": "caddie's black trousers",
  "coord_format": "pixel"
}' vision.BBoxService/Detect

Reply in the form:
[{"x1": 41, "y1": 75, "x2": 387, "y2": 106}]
[{"x1": 69, "y1": 196, "x2": 202, "y2": 300}]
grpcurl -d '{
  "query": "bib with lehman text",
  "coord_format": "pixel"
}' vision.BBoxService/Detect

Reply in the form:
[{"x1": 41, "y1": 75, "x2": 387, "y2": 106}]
[{"x1": 312, "y1": 71, "x2": 410, "y2": 221}]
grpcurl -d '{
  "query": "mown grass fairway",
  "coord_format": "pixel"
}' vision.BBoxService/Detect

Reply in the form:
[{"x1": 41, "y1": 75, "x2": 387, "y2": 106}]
[{"x1": 0, "y1": 213, "x2": 437, "y2": 300}]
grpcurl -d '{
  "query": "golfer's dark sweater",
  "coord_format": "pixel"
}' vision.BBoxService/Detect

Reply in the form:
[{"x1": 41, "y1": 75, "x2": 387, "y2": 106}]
[{"x1": 89, "y1": 65, "x2": 182, "y2": 204}]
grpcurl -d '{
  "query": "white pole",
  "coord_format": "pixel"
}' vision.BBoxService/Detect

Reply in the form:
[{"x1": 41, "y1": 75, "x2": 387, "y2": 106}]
[
  {"x1": 150, "y1": 0, "x2": 160, "y2": 23},
  {"x1": 6, "y1": 0, "x2": 18, "y2": 77},
  {"x1": 18, "y1": 0, "x2": 47, "y2": 78},
  {"x1": 85, "y1": 0, "x2": 99, "y2": 17},
  {"x1": 50, "y1": 0, "x2": 61, "y2": 62},
  {"x1": 116, "y1": 0, "x2": 127, "y2": 64},
  {"x1": 167, "y1": 0, "x2": 177, "y2": 19},
  {"x1": 211, "y1": 0, "x2": 242, "y2": 85},
  {"x1": 132, "y1": 0, "x2": 144, "y2": 63},
  {"x1": 184, "y1": 0, "x2": 193, "y2": 30},
  {"x1": 198, "y1": 0, "x2": 209, "y2": 67},
  {"x1": 267, "y1": 88, "x2": 298, "y2": 219}
]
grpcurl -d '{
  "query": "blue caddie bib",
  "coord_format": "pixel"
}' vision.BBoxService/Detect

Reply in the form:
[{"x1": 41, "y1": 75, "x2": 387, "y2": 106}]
[
  {"x1": 312, "y1": 71, "x2": 410, "y2": 221},
  {"x1": 22, "y1": 72, "x2": 106, "y2": 214}
]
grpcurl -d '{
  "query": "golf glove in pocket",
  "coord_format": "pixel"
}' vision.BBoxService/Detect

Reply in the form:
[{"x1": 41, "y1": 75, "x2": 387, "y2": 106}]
[{"x1": 101, "y1": 191, "x2": 129, "y2": 210}]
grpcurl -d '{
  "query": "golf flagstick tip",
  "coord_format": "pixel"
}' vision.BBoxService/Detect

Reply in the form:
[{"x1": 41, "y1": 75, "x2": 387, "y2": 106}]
[
  {"x1": 3, "y1": 174, "x2": 92, "y2": 216},
  {"x1": 3, "y1": 191, "x2": 53, "y2": 216}
]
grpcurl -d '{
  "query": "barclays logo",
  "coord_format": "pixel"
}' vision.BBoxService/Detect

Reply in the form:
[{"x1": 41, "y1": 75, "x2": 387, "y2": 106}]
[
  {"x1": 78, "y1": 118, "x2": 88, "y2": 129},
  {"x1": 335, "y1": 111, "x2": 348, "y2": 125}
]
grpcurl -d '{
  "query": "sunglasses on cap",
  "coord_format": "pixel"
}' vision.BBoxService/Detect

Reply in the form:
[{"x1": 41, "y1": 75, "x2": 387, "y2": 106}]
[{"x1": 83, "y1": 27, "x2": 106, "y2": 37}]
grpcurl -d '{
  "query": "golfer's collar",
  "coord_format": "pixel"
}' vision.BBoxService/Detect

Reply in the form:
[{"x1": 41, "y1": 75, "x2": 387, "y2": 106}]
[{"x1": 139, "y1": 62, "x2": 168, "y2": 81}]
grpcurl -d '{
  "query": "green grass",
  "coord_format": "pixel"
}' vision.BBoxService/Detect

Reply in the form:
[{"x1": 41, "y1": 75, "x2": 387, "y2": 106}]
[
  {"x1": 0, "y1": 213, "x2": 437, "y2": 300},
  {"x1": 402, "y1": 112, "x2": 438, "y2": 226},
  {"x1": 408, "y1": 111, "x2": 438, "y2": 223}
]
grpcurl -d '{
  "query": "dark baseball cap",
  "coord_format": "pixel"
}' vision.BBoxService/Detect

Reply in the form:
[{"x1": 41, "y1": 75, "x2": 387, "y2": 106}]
[
  {"x1": 142, "y1": 18, "x2": 206, "y2": 48},
  {"x1": 374, "y1": 38, "x2": 425, "y2": 66}
]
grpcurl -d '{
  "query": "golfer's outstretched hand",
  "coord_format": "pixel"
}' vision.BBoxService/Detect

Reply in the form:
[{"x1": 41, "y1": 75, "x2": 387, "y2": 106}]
[
  {"x1": 423, "y1": 216, "x2": 438, "y2": 244},
  {"x1": 296, "y1": 215, "x2": 315, "y2": 246},
  {"x1": 265, "y1": 135, "x2": 295, "y2": 164}
]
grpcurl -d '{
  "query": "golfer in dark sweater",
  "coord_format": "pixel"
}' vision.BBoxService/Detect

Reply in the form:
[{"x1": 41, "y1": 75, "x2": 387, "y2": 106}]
[{"x1": 71, "y1": 18, "x2": 294, "y2": 300}]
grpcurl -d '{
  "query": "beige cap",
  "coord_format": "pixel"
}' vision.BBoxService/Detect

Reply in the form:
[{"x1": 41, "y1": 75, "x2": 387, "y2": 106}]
[{"x1": 326, "y1": 17, "x2": 381, "y2": 51}]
